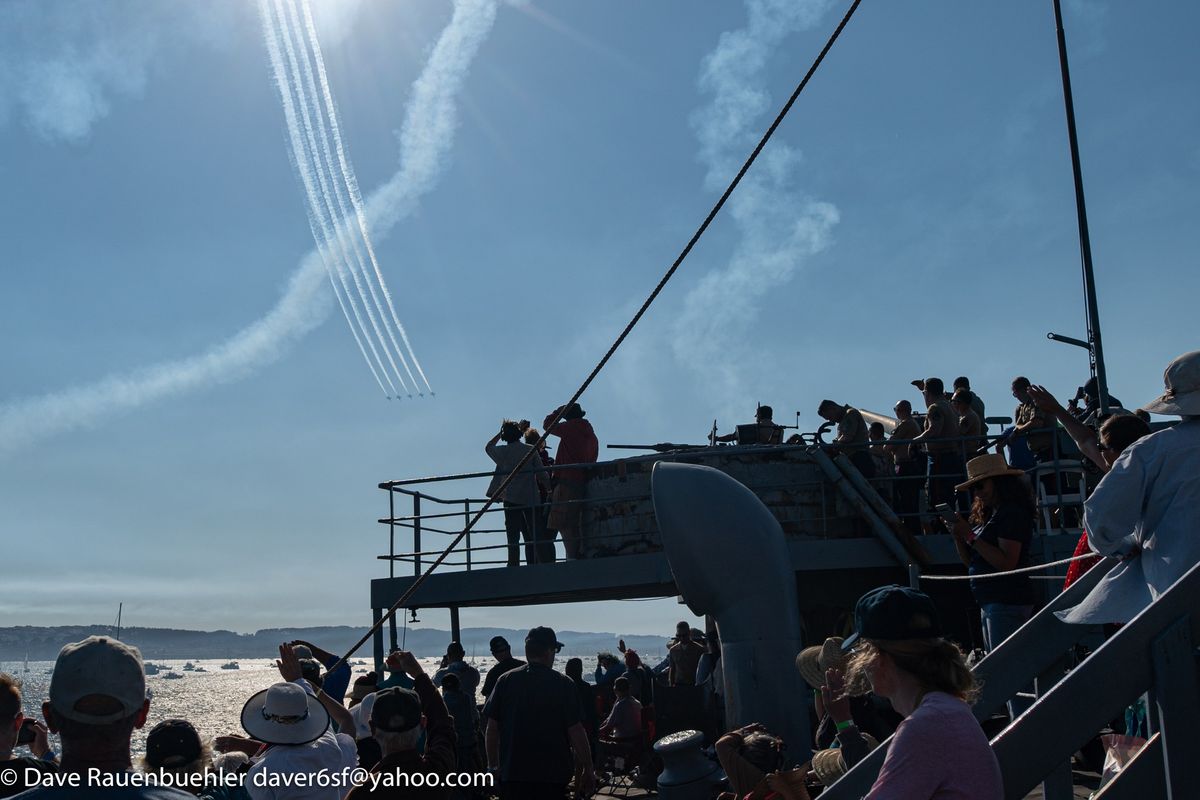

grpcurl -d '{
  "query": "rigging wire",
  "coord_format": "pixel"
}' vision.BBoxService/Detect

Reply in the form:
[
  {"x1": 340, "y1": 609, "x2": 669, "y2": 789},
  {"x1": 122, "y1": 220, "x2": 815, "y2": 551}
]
[{"x1": 326, "y1": 0, "x2": 865, "y2": 674}]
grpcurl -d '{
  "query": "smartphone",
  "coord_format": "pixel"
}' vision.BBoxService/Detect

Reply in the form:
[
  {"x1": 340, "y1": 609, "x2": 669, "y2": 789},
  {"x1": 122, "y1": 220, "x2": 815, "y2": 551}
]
[{"x1": 17, "y1": 717, "x2": 37, "y2": 745}]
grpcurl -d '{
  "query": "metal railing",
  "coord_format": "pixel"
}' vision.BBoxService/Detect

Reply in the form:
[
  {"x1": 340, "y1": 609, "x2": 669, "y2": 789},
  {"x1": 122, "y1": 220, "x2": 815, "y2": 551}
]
[
  {"x1": 821, "y1": 555, "x2": 1200, "y2": 799},
  {"x1": 375, "y1": 424, "x2": 1090, "y2": 576}
]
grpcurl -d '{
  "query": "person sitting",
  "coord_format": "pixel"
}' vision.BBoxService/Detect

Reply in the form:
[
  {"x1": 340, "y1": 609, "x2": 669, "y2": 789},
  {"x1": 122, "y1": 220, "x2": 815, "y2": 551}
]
[
  {"x1": 346, "y1": 650, "x2": 456, "y2": 799},
  {"x1": 839, "y1": 585, "x2": 1003, "y2": 800},
  {"x1": 714, "y1": 405, "x2": 785, "y2": 445},
  {"x1": 598, "y1": 677, "x2": 642, "y2": 741},
  {"x1": 817, "y1": 400, "x2": 875, "y2": 479},
  {"x1": 18, "y1": 636, "x2": 194, "y2": 799},
  {"x1": 0, "y1": 672, "x2": 56, "y2": 798}
]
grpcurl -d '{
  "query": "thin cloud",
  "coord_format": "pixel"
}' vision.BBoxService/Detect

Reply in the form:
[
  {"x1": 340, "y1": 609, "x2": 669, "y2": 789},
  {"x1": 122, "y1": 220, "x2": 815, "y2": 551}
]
[
  {"x1": 673, "y1": 0, "x2": 839, "y2": 412},
  {"x1": 0, "y1": 0, "x2": 499, "y2": 456},
  {"x1": 0, "y1": 1, "x2": 233, "y2": 142}
]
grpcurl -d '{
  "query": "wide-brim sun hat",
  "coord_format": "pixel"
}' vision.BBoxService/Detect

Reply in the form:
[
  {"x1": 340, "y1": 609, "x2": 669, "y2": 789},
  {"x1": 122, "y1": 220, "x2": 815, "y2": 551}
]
[
  {"x1": 1143, "y1": 350, "x2": 1200, "y2": 416},
  {"x1": 811, "y1": 734, "x2": 881, "y2": 784},
  {"x1": 241, "y1": 682, "x2": 329, "y2": 745},
  {"x1": 955, "y1": 453, "x2": 1025, "y2": 492},
  {"x1": 795, "y1": 637, "x2": 846, "y2": 691}
]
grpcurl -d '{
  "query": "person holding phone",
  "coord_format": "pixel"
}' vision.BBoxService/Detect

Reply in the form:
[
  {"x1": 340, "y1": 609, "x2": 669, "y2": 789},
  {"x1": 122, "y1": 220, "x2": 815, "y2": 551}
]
[
  {"x1": 1, "y1": 672, "x2": 57, "y2": 798},
  {"x1": 948, "y1": 455, "x2": 1037, "y2": 659}
]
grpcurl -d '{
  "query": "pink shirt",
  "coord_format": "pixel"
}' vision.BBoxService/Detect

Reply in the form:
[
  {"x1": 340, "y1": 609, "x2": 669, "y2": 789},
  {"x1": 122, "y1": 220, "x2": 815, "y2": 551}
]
[{"x1": 866, "y1": 692, "x2": 1002, "y2": 800}]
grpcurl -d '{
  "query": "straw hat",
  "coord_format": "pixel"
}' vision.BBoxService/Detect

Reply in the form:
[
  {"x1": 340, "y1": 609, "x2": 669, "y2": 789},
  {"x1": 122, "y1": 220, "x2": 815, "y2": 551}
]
[
  {"x1": 795, "y1": 637, "x2": 847, "y2": 691},
  {"x1": 955, "y1": 453, "x2": 1025, "y2": 492},
  {"x1": 1143, "y1": 350, "x2": 1200, "y2": 416},
  {"x1": 811, "y1": 734, "x2": 881, "y2": 784}
]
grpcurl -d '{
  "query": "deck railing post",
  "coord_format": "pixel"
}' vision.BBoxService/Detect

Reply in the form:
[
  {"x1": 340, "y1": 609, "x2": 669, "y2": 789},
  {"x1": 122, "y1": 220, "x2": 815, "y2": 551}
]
[
  {"x1": 1149, "y1": 615, "x2": 1200, "y2": 798},
  {"x1": 389, "y1": 490, "x2": 396, "y2": 579},
  {"x1": 413, "y1": 493, "x2": 422, "y2": 578},
  {"x1": 464, "y1": 500, "x2": 472, "y2": 571}
]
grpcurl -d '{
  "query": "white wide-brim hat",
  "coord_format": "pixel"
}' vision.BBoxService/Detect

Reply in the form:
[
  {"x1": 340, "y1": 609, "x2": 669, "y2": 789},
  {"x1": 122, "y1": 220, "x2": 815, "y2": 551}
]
[
  {"x1": 241, "y1": 682, "x2": 329, "y2": 745},
  {"x1": 1143, "y1": 350, "x2": 1200, "y2": 416}
]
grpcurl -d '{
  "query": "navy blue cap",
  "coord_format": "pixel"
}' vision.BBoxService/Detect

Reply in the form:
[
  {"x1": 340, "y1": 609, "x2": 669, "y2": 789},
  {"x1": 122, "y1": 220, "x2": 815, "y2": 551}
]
[{"x1": 842, "y1": 585, "x2": 943, "y2": 651}]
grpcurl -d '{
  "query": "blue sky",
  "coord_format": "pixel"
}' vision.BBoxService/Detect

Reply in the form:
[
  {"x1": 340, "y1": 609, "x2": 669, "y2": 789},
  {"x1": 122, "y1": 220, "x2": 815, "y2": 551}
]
[{"x1": 1, "y1": 0, "x2": 1196, "y2": 638}]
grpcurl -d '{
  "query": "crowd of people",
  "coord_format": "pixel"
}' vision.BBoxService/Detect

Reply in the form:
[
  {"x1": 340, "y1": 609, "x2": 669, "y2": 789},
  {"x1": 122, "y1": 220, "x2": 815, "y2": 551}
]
[
  {"x1": 4, "y1": 353, "x2": 1194, "y2": 800},
  {"x1": 0, "y1": 616, "x2": 722, "y2": 800}
]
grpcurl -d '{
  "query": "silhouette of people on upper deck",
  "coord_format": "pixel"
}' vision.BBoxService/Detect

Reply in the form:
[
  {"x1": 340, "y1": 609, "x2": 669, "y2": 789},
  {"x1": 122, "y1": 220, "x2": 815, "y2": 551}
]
[
  {"x1": 713, "y1": 405, "x2": 784, "y2": 445},
  {"x1": 887, "y1": 399, "x2": 925, "y2": 537},
  {"x1": 817, "y1": 400, "x2": 875, "y2": 479},
  {"x1": 953, "y1": 376, "x2": 987, "y2": 435},
  {"x1": 911, "y1": 377, "x2": 966, "y2": 513},
  {"x1": 542, "y1": 403, "x2": 598, "y2": 560},
  {"x1": 486, "y1": 420, "x2": 550, "y2": 567}
]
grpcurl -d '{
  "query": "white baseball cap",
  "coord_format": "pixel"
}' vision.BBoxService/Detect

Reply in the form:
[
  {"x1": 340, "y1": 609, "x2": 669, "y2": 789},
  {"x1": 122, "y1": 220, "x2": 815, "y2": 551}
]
[{"x1": 49, "y1": 636, "x2": 147, "y2": 724}]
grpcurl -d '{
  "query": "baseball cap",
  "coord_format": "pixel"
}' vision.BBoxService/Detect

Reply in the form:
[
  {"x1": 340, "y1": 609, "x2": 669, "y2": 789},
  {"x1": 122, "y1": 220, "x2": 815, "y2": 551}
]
[
  {"x1": 841, "y1": 585, "x2": 943, "y2": 652},
  {"x1": 49, "y1": 636, "x2": 147, "y2": 724},
  {"x1": 525, "y1": 626, "x2": 564, "y2": 652},
  {"x1": 370, "y1": 686, "x2": 423, "y2": 732},
  {"x1": 489, "y1": 636, "x2": 510, "y2": 652},
  {"x1": 145, "y1": 719, "x2": 203, "y2": 768}
]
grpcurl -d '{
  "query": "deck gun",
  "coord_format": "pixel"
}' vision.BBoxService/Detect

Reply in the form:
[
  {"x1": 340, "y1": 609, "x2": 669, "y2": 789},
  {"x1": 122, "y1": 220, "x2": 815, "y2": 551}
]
[{"x1": 606, "y1": 443, "x2": 709, "y2": 453}]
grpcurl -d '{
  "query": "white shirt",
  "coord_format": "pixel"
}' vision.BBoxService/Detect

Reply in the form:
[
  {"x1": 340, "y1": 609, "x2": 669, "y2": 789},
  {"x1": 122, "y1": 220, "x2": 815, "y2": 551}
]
[
  {"x1": 1060, "y1": 419, "x2": 1200, "y2": 624},
  {"x1": 247, "y1": 729, "x2": 358, "y2": 800},
  {"x1": 485, "y1": 441, "x2": 545, "y2": 506}
]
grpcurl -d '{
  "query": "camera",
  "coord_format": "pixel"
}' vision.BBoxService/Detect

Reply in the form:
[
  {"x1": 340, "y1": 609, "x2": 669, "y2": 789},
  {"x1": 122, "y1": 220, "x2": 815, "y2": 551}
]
[{"x1": 17, "y1": 717, "x2": 37, "y2": 745}]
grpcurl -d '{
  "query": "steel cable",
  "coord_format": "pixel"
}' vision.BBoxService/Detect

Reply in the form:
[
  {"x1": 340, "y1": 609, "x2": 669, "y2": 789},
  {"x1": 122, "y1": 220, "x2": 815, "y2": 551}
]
[{"x1": 326, "y1": 0, "x2": 865, "y2": 675}]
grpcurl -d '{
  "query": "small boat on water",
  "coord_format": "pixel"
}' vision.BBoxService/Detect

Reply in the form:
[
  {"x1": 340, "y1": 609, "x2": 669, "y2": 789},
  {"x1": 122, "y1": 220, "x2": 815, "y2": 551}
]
[
  {"x1": 144, "y1": 662, "x2": 164, "y2": 676},
  {"x1": 182, "y1": 662, "x2": 197, "y2": 671},
  {"x1": 162, "y1": 671, "x2": 184, "y2": 680},
  {"x1": 193, "y1": 666, "x2": 208, "y2": 672},
  {"x1": 220, "y1": 661, "x2": 240, "y2": 670}
]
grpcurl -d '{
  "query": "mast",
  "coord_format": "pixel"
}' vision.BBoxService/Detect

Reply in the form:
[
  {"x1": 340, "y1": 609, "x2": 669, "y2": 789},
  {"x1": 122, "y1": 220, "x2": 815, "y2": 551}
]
[
  {"x1": 115, "y1": 602, "x2": 123, "y2": 640},
  {"x1": 1051, "y1": 0, "x2": 1110, "y2": 415}
]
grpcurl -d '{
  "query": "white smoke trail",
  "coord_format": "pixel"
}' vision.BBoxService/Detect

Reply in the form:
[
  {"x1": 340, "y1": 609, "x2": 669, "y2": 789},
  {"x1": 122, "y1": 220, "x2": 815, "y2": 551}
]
[
  {"x1": 259, "y1": 0, "x2": 398, "y2": 398},
  {"x1": 300, "y1": 0, "x2": 434, "y2": 394},
  {"x1": 266, "y1": 0, "x2": 412, "y2": 398},
  {"x1": 0, "y1": 0, "x2": 500, "y2": 456},
  {"x1": 672, "y1": 0, "x2": 840, "y2": 407},
  {"x1": 281, "y1": 0, "x2": 422, "y2": 395}
]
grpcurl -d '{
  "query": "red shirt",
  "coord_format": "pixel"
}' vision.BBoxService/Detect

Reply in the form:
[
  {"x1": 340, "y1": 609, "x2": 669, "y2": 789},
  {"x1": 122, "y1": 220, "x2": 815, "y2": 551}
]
[{"x1": 544, "y1": 416, "x2": 598, "y2": 483}]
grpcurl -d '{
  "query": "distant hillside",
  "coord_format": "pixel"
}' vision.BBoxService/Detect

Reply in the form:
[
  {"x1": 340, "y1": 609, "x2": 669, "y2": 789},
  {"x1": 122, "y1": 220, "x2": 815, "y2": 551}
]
[{"x1": 0, "y1": 625, "x2": 672, "y2": 662}]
